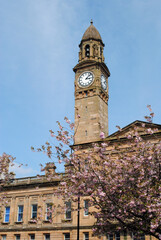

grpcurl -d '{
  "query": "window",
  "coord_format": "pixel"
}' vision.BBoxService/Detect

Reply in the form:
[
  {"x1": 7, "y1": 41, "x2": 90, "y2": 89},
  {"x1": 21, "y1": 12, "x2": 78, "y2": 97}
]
[
  {"x1": 4, "y1": 206, "x2": 10, "y2": 222},
  {"x1": 31, "y1": 204, "x2": 37, "y2": 219},
  {"x1": 115, "y1": 232, "x2": 120, "y2": 240},
  {"x1": 132, "y1": 233, "x2": 145, "y2": 240},
  {"x1": 15, "y1": 235, "x2": 20, "y2": 240},
  {"x1": 2, "y1": 236, "x2": 6, "y2": 240},
  {"x1": 45, "y1": 203, "x2": 52, "y2": 220},
  {"x1": 108, "y1": 234, "x2": 113, "y2": 240},
  {"x1": 123, "y1": 231, "x2": 127, "y2": 240},
  {"x1": 44, "y1": 234, "x2": 50, "y2": 240},
  {"x1": 100, "y1": 47, "x2": 103, "y2": 57},
  {"x1": 84, "y1": 233, "x2": 89, "y2": 240},
  {"x1": 64, "y1": 233, "x2": 70, "y2": 240},
  {"x1": 84, "y1": 200, "x2": 89, "y2": 216},
  {"x1": 29, "y1": 234, "x2": 35, "y2": 240},
  {"x1": 65, "y1": 201, "x2": 71, "y2": 220},
  {"x1": 85, "y1": 45, "x2": 90, "y2": 57},
  {"x1": 17, "y1": 205, "x2": 23, "y2": 222},
  {"x1": 140, "y1": 235, "x2": 145, "y2": 240}
]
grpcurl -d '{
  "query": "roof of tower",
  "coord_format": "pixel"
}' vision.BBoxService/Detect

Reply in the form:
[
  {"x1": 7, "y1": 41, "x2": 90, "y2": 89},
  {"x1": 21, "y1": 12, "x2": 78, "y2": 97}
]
[{"x1": 81, "y1": 20, "x2": 103, "y2": 42}]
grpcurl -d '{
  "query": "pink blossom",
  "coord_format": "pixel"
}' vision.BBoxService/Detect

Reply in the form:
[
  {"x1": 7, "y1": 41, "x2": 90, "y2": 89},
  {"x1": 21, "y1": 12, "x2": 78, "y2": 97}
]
[{"x1": 100, "y1": 132, "x2": 105, "y2": 139}]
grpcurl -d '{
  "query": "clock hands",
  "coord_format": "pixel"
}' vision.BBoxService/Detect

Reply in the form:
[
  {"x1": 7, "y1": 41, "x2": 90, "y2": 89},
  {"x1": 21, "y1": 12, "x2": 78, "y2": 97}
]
[
  {"x1": 78, "y1": 72, "x2": 94, "y2": 87},
  {"x1": 101, "y1": 74, "x2": 107, "y2": 90},
  {"x1": 85, "y1": 73, "x2": 92, "y2": 80}
]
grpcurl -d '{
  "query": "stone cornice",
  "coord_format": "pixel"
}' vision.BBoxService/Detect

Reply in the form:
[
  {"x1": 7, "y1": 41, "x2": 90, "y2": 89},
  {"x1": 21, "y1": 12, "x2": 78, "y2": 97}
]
[{"x1": 0, "y1": 225, "x2": 93, "y2": 232}]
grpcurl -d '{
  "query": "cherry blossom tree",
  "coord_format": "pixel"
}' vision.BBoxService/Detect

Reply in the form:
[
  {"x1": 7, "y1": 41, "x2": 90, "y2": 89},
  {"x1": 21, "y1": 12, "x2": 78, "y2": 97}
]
[
  {"x1": 0, "y1": 153, "x2": 15, "y2": 216},
  {"x1": 0, "y1": 153, "x2": 15, "y2": 184},
  {"x1": 33, "y1": 110, "x2": 161, "y2": 239}
]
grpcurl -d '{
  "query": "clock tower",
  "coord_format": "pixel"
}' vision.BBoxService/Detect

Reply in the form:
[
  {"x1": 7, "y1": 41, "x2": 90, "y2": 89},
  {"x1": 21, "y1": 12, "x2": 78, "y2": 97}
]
[{"x1": 73, "y1": 21, "x2": 110, "y2": 145}]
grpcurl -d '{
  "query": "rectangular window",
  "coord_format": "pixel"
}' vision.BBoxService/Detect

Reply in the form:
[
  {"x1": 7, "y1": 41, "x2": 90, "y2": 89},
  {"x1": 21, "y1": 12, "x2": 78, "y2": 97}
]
[
  {"x1": 84, "y1": 200, "x2": 89, "y2": 216},
  {"x1": 4, "y1": 206, "x2": 10, "y2": 222},
  {"x1": 140, "y1": 234, "x2": 145, "y2": 240},
  {"x1": 123, "y1": 231, "x2": 127, "y2": 240},
  {"x1": 108, "y1": 234, "x2": 113, "y2": 240},
  {"x1": 115, "y1": 232, "x2": 120, "y2": 240},
  {"x1": 15, "y1": 235, "x2": 20, "y2": 240},
  {"x1": 44, "y1": 234, "x2": 50, "y2": 240},
  {"x1": 29, "y1": 234, "x2": 35, "y2": 240},
  {"x1": 17, "y1": 205, "x2": 23, "y2": 222},
  {"x1": 132, "y1": 233, "x2": 145, "y2": 240},
  {"x1": 2, "y1": 236, "x2": 7, "y2": 240},
  {"x1": 84, "y1": 233, "x2": 89, "y2": 240},
  {"x1": 45, "y1": 203, "x2": 52, "y2": 220},
  {"x1": 31, "y1": 204, "x2": 37, "y2": 219},
  {"x1": 64, "y1": 233, "x2": 70, "y2": 240},
  {"x1": 65, "y1": 201, "x2": 71, "y2": 220}
]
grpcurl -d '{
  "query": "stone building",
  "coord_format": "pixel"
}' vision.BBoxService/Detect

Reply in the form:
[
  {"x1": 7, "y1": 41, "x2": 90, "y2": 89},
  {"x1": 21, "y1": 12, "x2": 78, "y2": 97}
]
[{"x1": 0, "y1": 21, "x2": 160, "y2": 240}]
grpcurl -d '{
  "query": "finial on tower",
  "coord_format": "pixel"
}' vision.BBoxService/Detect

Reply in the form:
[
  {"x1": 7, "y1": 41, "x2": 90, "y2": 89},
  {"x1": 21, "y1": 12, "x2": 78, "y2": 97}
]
[{"x1": 90, "y1": 19, "x2": 93, "y2": 25}]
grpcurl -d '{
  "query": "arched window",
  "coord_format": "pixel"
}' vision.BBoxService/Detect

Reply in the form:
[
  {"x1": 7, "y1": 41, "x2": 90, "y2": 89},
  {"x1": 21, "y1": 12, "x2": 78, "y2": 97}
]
[{"x1": 85, "y1": 45, "x2": 90, "y2": 57}]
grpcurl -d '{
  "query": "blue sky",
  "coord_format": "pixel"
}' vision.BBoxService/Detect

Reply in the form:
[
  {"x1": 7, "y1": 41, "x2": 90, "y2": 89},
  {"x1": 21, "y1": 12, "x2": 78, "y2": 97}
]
[{"x1": 0, "y1": 0, "x2": 161, "y2": 177}]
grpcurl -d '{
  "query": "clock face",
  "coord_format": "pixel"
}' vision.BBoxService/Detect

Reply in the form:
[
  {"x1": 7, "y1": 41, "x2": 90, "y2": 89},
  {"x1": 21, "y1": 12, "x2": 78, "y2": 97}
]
[
  {"x1": 78, "y1": 72, "x2": 94, "y2": 87},
  {"x1": 101, "y1": 74, "x2": 107, "y2": 90}
]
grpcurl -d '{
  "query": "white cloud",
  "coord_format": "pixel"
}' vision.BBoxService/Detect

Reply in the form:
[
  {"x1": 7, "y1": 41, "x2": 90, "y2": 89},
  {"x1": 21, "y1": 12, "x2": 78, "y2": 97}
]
[{"x1": 10, "y1": 162, "x2": 38, "y2": 178}]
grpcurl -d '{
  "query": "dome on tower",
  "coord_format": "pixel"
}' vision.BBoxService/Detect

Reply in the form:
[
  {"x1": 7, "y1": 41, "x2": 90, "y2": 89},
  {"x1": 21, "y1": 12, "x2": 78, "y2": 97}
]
[{"x1": 81, "y1": 20, "x2": 102, "y2": 42}]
